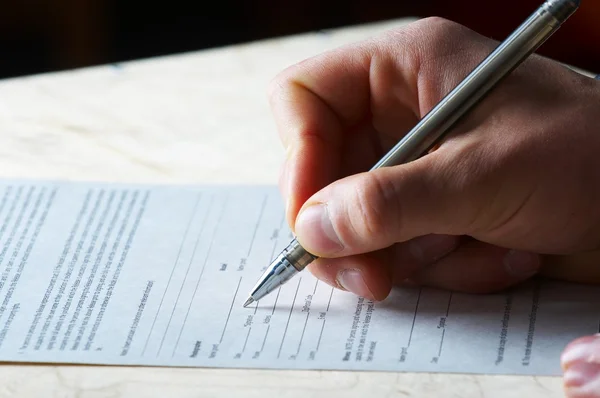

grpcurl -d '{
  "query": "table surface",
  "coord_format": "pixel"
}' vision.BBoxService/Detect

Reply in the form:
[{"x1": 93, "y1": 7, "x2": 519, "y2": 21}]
[{"x1": 0, "y1": 17, "x2": 569, "y2": 398}]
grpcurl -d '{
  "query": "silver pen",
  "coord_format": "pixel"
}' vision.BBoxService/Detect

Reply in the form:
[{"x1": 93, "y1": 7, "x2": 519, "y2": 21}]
[{"x1": 243, "y1": 0, "x2": 580, "y2": 308}]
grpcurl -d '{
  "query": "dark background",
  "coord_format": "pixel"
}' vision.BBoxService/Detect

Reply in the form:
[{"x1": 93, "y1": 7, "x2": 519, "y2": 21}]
[{"x1": 1, "y1": 0, "x2": 599, "y2": 80}]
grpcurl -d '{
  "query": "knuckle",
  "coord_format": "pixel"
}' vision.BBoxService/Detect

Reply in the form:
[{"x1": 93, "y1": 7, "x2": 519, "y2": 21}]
[
  {"x1": 380, "y1": 18, "x2": 490, "y2": 107},
  {"x1": 382, "y1": 16, "x2": 459, "y2": 42},
  {"x1": 376, "y1": 17, "x2": 462, "y2": 57},
  {"x1": 416, "y1": 16, "x2": 463, "y2": 38},
  {"x1": 409, "y1": 16, "x2": 487, "y2": 64}
]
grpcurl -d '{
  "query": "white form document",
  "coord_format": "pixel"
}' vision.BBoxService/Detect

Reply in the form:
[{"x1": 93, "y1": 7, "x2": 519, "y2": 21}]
[{"x1": 0, "y1": 179, "x2": 596, "y2": 376}]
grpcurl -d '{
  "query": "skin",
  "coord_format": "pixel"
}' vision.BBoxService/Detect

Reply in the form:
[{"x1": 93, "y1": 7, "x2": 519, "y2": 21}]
[{"x1": 267, "y1": 17, "x2": 600, "y2": 397}]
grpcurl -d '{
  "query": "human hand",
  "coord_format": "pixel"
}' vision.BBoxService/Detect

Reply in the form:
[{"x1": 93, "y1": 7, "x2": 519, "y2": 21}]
[
  {"x1": 268, "y1": 17, "x2": 600, "y2": 299},
  {"x1": 268, "y1": 17, "x2": 600, "y2": 396}
]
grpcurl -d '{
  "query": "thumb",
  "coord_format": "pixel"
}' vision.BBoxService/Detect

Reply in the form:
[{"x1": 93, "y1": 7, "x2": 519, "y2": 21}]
[{"x1": 293, "y1": 152, "x2": 476, "y2": 257}]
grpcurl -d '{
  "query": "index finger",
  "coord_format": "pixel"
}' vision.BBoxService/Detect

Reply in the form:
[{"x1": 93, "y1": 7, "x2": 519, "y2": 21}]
[{"x1": 267, "y1": 27, "x2": 421, "y2": 228}]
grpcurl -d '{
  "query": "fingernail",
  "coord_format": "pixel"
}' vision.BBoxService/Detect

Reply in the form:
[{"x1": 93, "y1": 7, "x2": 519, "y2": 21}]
[
  {"x1": 503, "y1": 250, "x2": 540, "y2": 278},
  {"x1": 295, "y1": 204, "x2": 343, "y2": 254},
  {"x1": 409, "y1": 234, "x2": 458, "y2": 263},
  {"x1": 562, "y1": 335, "x2": 600, "y2": 396},
  {"x1": 337, "y1": 269, "x2": 371, "y2": 298}
]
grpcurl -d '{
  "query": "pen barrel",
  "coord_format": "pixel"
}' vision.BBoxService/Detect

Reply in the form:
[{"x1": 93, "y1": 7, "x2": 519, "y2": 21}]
[{"x1": 371, "y1": 0, "x2": 578, "y2": 169}]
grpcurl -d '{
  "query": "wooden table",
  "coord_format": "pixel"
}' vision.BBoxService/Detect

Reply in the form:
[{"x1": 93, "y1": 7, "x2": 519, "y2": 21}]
[{"x1": 0, "y1": 18, "x2": 569, "y2": 398}]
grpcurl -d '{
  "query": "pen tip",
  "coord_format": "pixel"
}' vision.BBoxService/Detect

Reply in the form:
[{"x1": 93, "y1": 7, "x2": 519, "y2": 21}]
[{"x1": 243, "y1": 297, "x2": 255, "y2": 308}]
